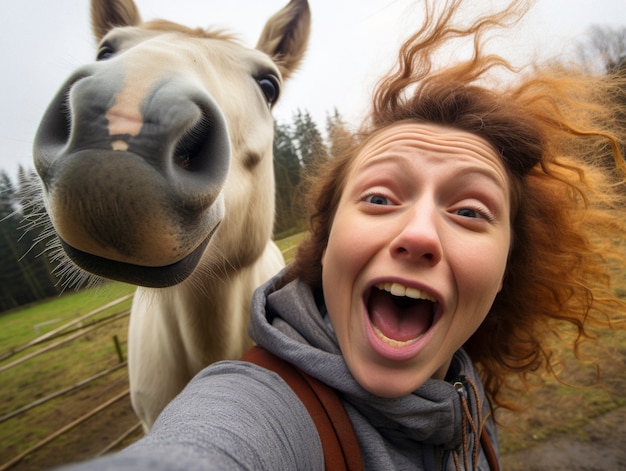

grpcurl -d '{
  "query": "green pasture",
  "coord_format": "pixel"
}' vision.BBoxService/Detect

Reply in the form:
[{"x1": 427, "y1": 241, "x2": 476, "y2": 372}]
[
  {"x1": 0, "y1": 280, "x2": 136, "y2": 468},
  {"x1": 0, "y1": 283, "x2": 135, "y2": 354}
]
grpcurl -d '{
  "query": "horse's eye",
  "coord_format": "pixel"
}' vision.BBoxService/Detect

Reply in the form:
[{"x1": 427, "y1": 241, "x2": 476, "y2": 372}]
[
  {"x1": 257, "y1": 76, "x2": 280, "y2": 106},
  {"x1": 96, "y1": 42, "x2": 116, "y2": 61}
]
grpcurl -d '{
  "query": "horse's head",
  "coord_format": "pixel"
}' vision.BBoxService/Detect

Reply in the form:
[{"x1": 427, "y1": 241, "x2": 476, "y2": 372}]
[{"x1": 33, "y1": 0, "x2": 309, "y2": 287}]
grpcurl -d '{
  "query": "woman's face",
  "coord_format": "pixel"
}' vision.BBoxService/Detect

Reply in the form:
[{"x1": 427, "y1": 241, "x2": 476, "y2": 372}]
[{"x1": 321, "y1": 122, "x2": 511, "y2": 397}]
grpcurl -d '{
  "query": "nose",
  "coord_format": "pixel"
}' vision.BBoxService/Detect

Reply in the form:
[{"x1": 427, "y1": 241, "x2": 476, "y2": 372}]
[{"x1": 389, "y1": 203, "x2": 443, "y2": 265}]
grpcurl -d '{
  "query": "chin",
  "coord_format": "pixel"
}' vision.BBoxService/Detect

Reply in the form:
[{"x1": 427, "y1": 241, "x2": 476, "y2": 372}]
[{"x1": 354, "y1": 366, "x2": 429, "y2": 398}]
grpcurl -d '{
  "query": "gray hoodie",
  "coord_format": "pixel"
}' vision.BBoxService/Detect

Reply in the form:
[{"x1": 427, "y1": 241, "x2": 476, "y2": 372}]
[{"x1": 58, "y1": 271, "x2": 499, "y2": 470}]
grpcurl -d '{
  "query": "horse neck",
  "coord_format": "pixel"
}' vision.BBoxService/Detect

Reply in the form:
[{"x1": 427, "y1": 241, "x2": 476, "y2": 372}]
[{"x1": 132, "y1": 240, "x2": 284, "y2": 366}]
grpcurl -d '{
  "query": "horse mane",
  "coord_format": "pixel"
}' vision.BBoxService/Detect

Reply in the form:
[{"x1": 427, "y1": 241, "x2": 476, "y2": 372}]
[{"x1": 143, "y1": 19, "x2": 241, "y2": 43}]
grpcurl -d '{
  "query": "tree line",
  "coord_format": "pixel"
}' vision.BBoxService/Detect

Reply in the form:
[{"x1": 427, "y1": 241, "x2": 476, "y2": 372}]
[
  {"x1": 0, "y1": 109, "x2": 353, "y2": 313},
  {"x1": 0, "y1": 167, "x2": 62, "y2": 312},
  {"x1": 274, "y1": 108, "x2": 354, "y2": 235}
]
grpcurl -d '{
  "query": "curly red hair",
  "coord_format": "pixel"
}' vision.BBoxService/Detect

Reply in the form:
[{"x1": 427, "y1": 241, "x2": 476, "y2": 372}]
[{"x1": 286, "y1": 0, "x2": 626, "y2": 407}]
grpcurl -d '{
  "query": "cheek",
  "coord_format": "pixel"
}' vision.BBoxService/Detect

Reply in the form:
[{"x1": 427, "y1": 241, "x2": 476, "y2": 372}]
[
  {"x1": 456, "y1": 240, "x2": 509, "y2": 311},
  {"x1": 323, "y1": 219, "x2": 352, "y2": 275},
  {"x1": 321, "y1": 224, "x2": 362, "y2": 331}
]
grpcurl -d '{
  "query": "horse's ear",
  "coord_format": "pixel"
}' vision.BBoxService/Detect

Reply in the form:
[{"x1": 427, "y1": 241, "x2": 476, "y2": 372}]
[
  {"x1": 256, "y1": 0, "x2": 310, "y2": 82},
  {"x1": 90, "y1": 0, "x2": 142, "y2": 43}
]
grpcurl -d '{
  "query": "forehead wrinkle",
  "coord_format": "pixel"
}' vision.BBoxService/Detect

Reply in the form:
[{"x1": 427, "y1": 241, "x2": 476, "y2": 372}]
[{"x1": 353, "y1": 122, "x2": 509, "y2": 189}]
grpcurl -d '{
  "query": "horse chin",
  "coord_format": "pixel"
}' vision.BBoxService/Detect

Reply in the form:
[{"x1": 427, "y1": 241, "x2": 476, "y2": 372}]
[{"x1": 59, "y1": 233, "x2": 213, "y2": 288}]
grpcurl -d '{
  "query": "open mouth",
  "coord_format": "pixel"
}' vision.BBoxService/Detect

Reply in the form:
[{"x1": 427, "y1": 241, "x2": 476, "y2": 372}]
[{"x1": 367, "y1": 282, "x2": 437, "y2": 347}]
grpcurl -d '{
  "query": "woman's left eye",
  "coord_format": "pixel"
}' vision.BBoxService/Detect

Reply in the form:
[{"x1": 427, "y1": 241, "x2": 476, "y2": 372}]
[
  {"x1": 454, "y1": 206, "x2": 495, "y2": 222},
  {"x1": 364, "y1": 194, "x2": 390, "y2": 205},
  {"x1": 456, "y1": 208, "x2": 480, "y2": 218}
]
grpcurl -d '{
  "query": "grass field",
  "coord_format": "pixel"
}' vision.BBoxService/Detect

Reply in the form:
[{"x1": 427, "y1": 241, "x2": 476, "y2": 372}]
[
  {"x1": 0, "y1": 281, "x2": 137, "y2": 470},
  {"x1": 0, "y1": 232, "x2": 624, "y2": 470},
  {"x1": 0, "y1": 282, "x2": 135, "y2": 354}
]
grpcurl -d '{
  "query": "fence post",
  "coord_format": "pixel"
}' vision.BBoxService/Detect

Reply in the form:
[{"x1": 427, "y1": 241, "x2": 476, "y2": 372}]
[{"x1": 113, "y1": 335, "x2": 124, "y2": 363}]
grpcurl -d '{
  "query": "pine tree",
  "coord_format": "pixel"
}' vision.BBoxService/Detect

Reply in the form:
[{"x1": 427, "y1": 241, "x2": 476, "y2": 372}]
[
  {"x1": 326, "y1": 108, "x2": 356, "y2": 159},
  {"x1": 273, "y1": 120, "x2": 302, "y2": 234},
  {"x1": 293, "y1": 109, "x2": 329, "y2": 169},
  {"x1": 0, "y1": 168, "x2": 61, "y2": 312},
  {"x1": 0, "y1": 170, "x2": 20, "y2": 311}
]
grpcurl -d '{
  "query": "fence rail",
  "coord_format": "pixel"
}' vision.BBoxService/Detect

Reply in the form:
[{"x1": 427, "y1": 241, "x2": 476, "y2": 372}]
[
  {"x1": 0, "y1": 310, "x2": 130, "y2": 374},
  {"x1": 0, "y1": 362, "x2": 127, "y2": 424},
  {"x1": 0, "y1": 294, "x2": 133, "y2": 363},
  {"x1": 0, "y1": 389, "x2": 131, "y2": 471},
  {"x1": 0, "y1": 293, "x2": 139, "y2": 471}
]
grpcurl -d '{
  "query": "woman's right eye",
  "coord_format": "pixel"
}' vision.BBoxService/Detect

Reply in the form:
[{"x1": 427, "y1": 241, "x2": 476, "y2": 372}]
[{"x1": 364, "y1": 194, "x2": 390, "y2": 205}]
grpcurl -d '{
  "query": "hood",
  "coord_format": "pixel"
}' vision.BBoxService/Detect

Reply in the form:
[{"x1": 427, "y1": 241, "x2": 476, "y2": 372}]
[{"x1": 248, "y1": 270, "x2": 491, "y2": 450}]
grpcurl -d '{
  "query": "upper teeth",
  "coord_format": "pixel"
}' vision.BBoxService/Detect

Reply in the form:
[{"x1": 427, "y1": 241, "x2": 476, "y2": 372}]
[{"x1": 375, "y1": 282, "x2": 436, "y2": 302}]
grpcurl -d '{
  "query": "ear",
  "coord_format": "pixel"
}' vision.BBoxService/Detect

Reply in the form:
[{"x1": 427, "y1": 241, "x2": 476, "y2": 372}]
[
  {"x1": 90, "y1": 0, "x2": 142, "y2": 43},
  {"x1": 255, "y1": 0, "x2": 311, "y2": 82}
]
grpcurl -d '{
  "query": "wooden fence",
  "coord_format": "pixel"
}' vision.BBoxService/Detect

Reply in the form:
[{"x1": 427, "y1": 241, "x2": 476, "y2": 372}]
[{"x1": 0, "y1": 294, "x2": 143, "y2": 471}]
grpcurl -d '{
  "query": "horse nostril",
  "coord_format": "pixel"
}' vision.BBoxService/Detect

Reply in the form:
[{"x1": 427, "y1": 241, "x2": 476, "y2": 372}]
[
  {"x1": 173, "y1": 115, "x2": 211, "y2": 171},
  {"x1": 169, "y1": 95, "x2": 231, "y2": 184},
  {"x1": 33, "y1": 80, "x2": 78, "y2": 176}
]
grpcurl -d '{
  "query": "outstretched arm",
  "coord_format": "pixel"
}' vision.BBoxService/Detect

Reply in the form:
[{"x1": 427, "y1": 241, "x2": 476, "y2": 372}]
[{"x1": 56, "y1": 361, "x2": 324, "y2": 470}]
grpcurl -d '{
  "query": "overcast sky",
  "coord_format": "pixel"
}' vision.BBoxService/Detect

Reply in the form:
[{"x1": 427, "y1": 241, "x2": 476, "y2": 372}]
[{"x1": 1, "y1": 0, "x2": 624, "y2": 180}]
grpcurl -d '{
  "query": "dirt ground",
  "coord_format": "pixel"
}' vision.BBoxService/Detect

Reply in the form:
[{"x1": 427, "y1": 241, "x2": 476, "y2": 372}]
[
  {"x1": 501, "y1": 405, "x2": 626, "y2": 470},
  {"x1": 499, "y1": 327, "x2": 626, "y2": 470}
]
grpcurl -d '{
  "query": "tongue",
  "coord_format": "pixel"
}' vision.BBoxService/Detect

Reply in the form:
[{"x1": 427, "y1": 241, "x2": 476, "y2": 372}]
[{"x1": 368, "y1": 289, "x2": 433, "y2": 342}]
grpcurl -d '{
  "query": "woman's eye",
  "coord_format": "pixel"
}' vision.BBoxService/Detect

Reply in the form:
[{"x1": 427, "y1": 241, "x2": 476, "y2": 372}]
[
  {"x1": 456, "y1": 208, "x2": 480, "y2": 218},
  {"x1": 454, "y1": 206, "x2": 495, "y2": 222},
  {"x1": 365, "y1": 194, "x2": 390, "y2": 205}
]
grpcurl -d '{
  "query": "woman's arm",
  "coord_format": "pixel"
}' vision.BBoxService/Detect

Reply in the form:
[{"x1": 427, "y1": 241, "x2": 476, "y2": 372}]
[{"x1": 57, "y1": 361, "x2": 325, "y2": 470}]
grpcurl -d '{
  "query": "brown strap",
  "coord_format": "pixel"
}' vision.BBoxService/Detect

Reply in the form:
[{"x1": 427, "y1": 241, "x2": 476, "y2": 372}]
[
  {"x1": 480, "y1": 427, "x2": 500, "y2": 471},
  {"x1": 242, "y1": 346, "x2": 363, "y2": 471}
]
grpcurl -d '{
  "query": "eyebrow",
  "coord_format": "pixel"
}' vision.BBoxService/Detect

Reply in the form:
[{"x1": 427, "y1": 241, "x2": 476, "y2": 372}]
[
  {"x1": 355, "y1": 152, "x2": 510, "y2": 199},
  {"x1": 447, "y1": 164, "x2": 509, "y2": 192}
]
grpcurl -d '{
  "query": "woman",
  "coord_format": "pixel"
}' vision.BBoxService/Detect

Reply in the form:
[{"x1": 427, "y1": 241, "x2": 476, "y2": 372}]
[{"x1": 58, "y1": 0, "x2": 626, "y2": 469}]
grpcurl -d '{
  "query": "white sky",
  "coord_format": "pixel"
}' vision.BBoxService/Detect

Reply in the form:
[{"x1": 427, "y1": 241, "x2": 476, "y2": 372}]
[{"x1": 0, "y1": 0, "x2": 624, "y2": 180}]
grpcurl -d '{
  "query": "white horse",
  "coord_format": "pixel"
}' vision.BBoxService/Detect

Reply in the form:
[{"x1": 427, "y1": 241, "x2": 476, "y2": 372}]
[{"x1": 32, "y1": 0, "x2": 310, "y2": 430}]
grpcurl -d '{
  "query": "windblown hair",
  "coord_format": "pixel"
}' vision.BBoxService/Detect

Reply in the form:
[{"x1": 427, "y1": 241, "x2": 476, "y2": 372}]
[{"x1": 287, "y1": 0, "x2": 626, "y2": 407}]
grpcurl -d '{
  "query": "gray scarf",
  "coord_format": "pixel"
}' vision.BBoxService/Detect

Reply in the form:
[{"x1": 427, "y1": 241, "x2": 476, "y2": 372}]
[{"x1": 248, "y1": 271, "x2": 497, "y2": 470}]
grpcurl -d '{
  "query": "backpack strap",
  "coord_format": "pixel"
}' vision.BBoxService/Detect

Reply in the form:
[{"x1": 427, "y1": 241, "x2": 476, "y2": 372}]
[
  {"x1": 480, "y1": 428, "x2": 500, "y2": 471},
  {"x1": 241, "y1": 346, "x2": 363, "y2": 471}
]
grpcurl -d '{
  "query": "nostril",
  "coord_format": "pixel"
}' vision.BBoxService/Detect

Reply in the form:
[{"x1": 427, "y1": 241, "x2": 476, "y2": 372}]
[
  {"x1": 393, "y1": 245, "x2": 438, "y2": 263},
  {"x1": 173, "y1": 114, "x2": 211, "y2": 171},
  {"x1": 34, "y1": 71, "x2": 98, "y2": 174},
  {"x1": 169, "y1": 95, "x2": 230, "y2": 184},
  {"x1": 33, "y1": 82, "x2": 78, "y2": 178},
  {"x1": 60, "y1": 91, "x2": 72, "y2": 141}
]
